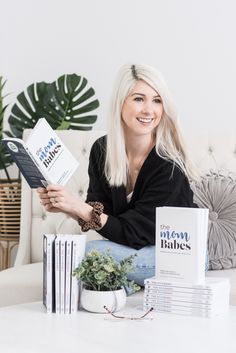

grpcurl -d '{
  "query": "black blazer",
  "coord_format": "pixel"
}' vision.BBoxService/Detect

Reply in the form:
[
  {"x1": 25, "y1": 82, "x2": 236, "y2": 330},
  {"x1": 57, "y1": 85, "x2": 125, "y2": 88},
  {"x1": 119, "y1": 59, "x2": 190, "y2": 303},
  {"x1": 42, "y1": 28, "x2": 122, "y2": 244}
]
[{"x1": 86, "y1": 136, "x2": 196, "y2": 250}]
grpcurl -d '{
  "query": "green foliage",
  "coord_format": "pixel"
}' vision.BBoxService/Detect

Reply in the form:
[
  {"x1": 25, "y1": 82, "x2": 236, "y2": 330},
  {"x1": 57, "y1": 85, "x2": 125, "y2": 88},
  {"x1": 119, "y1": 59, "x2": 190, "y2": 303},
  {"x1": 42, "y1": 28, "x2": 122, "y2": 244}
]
[
  {"x1": 0, "y1": 73, "x2": 99, "y2": 181},
  {"x1": 74, "y1": 249, "x2": 141, "y2": 292},
  {"x1": 0, "y1": 77, "x2": 13, "y2": 180},
  {"x1": 8, "y1": 73, "x2": 99, "y2": 139}
]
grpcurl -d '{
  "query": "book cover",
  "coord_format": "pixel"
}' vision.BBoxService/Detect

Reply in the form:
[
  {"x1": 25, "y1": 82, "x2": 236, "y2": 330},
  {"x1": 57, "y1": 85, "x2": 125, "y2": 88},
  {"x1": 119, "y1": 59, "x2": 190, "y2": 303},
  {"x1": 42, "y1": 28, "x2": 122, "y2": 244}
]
[
  {"x1": 2, "y1": 118, "x2": 79, "y2": 188},
  {"x1": 155, "y1": 207, "x2": 209, "y2": 284}
]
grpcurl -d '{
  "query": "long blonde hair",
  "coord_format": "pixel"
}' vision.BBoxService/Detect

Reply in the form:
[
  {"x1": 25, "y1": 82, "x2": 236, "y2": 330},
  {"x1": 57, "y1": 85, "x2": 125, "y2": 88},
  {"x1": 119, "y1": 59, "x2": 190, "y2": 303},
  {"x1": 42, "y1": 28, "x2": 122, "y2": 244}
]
[{"x1": 105, "y1": 63, "x2": 197, "y2": 186}]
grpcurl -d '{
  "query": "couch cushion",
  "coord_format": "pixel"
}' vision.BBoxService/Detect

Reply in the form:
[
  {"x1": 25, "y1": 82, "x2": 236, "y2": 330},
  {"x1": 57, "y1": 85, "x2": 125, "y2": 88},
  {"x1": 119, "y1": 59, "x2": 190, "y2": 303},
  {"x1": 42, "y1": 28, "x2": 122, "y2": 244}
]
[
  {"x1": 191, "y1": 172, "x2": 236, "y2": 270},
  {"x1": 0, "y1": 262, "x2": 43, "y2": 307}
]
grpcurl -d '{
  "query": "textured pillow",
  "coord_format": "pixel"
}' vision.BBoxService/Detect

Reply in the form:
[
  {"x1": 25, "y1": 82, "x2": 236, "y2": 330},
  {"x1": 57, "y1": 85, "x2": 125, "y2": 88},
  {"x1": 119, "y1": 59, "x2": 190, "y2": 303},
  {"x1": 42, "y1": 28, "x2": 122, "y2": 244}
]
[{"x1": 191, "y1": 171, "x2": 236, "y2": 270}]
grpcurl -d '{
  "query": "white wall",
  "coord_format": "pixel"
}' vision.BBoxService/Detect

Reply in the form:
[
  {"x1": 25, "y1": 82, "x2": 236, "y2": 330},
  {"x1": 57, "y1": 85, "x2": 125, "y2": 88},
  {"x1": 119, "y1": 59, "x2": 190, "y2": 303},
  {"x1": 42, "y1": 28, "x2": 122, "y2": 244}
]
[{"x1": 2, "y1": 0, "x2": 236, "y2": 133}]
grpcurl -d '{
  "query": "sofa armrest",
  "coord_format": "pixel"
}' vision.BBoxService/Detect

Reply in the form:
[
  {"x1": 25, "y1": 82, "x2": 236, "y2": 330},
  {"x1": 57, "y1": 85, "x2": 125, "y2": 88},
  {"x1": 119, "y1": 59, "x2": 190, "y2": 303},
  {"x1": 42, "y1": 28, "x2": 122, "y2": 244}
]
[
  {"x1": 0, "y1": 262, "x2": 43, "y2": 307},
  {"x1": 14, "y1": 180, "x2": 32, "y2": 266}
]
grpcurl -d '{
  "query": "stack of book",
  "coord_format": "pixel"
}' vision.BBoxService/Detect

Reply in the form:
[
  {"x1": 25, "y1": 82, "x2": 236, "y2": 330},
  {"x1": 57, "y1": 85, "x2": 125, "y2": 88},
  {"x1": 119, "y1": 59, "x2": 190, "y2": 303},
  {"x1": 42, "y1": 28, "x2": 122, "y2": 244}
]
[
  {"x1": 146, "y1": 206, "x2": 231, "y2": 317},
  {"x1": 143, "y1": 277, "x2": 230, "y2": 317},
  {"x1": 43, "y1": 234, "x2": 86, "y2": 314}
]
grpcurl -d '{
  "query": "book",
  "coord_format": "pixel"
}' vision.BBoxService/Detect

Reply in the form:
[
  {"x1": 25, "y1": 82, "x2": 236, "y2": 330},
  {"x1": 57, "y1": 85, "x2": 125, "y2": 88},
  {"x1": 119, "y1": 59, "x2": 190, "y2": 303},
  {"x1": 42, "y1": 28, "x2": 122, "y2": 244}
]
[
  {"x1": 155, "y1": 207, "x2": 209, "y2": 284},
  {"x1": 70, "y1": 235, "x2": 86, "y2": 313},
  {"x1": 65, "y1": 236, "x2": 73, "y2": 314},
  {"x1": 2, "y1": 118, "x2": 79, "y2": 188},
  {"x1": 44, "y1": 233, "x2": 86, "y2": 314},
  {"x1": 59, "y1": 236, "x2": 66, "y2": 314},
  {"x1": 43, "y1": 234, "x2": 56, "y2": 313},
  {"x1": 143, "y1": 276, "x2": 230, "y2": 317},
  {"x1": 54, "y1": 236, "x2": 61, "y2": 313}
]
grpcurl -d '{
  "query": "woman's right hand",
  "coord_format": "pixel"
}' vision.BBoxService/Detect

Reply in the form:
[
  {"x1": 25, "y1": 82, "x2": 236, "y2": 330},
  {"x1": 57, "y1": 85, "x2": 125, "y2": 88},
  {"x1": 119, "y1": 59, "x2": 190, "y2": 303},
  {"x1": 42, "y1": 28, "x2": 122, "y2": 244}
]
[
  {"x1": 37, "y1": 187, "x2": 61, "y2": 213},
  {"x1": 37, "y1": 185, "x2": 87, "y2": 220}
]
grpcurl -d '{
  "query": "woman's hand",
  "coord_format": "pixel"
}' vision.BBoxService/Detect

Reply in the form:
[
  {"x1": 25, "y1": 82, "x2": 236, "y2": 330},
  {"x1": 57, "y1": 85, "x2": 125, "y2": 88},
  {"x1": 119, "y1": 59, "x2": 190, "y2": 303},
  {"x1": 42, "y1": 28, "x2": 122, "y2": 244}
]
[
  {"x1": 37, "y1": 184, "x2": 108, "y2": 228},
  {"x1": 37, "y1": 184, "x2": 83, "y2": 218}
]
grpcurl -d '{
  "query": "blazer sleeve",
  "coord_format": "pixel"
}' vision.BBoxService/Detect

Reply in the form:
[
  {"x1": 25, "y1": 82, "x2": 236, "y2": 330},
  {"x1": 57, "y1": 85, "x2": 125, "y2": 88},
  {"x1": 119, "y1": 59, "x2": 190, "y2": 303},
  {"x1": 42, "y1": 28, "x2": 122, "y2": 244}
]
[{"x1": 86, "y1": 137, "x2": 112, "y2": 214}]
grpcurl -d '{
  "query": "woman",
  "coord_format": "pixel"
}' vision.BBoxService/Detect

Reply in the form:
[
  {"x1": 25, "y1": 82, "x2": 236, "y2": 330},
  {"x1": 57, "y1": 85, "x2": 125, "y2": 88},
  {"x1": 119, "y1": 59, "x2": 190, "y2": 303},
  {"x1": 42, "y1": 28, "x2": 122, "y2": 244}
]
[{"x1": 37, "y1": 63, "x2": 197, "y2": 286}]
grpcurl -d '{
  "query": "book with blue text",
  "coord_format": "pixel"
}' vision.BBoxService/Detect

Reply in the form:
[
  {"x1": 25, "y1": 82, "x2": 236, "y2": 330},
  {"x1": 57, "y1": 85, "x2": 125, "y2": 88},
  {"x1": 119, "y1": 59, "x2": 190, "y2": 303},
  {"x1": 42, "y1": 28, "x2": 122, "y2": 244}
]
[
  {"x1": 2, "y1": 118, "x2": 79, "y2": 188},
  {"x1": 156, "y1": 207, "x2": 209, "y2": 284}
]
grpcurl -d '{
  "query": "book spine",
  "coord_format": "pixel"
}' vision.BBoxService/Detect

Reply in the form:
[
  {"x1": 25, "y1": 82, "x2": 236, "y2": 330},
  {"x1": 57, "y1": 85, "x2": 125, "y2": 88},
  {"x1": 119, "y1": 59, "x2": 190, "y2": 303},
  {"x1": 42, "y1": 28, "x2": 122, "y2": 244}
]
[
  {"x1": 144, "y1": 282, "x2": 216, "y2": 291},
  {"x1": 43, "y1": 234, "x2": 56, "y2": 313},
  {"x1": 144, "y1": 296, "x2": 213, "y2": 308},
  {"x1": 70, "y1": 241, "x2": 79, "y2": 314},
  {"x1": 65, "y1": 238, "x2": 72, "y2": 314},
  {"x1": 144, "y1": 287, "x2": 214, "y2": 295},
  {"x1": 55, "y1": 237, "x2": 61, "y2": 314},
  {"x1": 143, "y1": 304, "x2": 213, "y2": 317},
  {"x1": 70, "y1": 237, "x2": 86, "y2": 314},
  {"x1": 144, "y1": 292, "x2": 213, "y2": 303},
  {"x1": 43, "y1": 236, "x2": 47, "y2": 307},
  {"x1": 60, "y1": 238, "x2": 66, "y2": 314}
]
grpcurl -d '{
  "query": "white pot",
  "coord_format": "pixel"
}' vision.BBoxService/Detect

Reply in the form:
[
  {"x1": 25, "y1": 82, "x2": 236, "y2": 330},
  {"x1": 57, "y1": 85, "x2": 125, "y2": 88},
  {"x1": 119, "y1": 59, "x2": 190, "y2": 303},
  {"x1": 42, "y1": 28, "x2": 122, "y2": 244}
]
[{"x1": 80, "y1": 287, "x2": 127, "y2": 313}]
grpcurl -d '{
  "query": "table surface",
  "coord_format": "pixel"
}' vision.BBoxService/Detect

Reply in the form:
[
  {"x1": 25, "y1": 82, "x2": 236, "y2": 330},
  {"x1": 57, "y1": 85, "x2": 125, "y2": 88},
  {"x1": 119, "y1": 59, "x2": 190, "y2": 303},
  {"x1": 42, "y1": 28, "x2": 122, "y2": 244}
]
[{"x1": 0, "y1": 292, "x2": 236, "y2": 353}]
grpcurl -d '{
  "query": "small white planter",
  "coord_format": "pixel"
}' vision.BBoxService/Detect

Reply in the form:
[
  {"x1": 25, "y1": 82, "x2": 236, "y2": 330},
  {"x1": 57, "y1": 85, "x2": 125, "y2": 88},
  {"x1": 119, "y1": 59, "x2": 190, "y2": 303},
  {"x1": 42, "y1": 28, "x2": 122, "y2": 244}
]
[{"x1": 80, "y1": 287, "x2": 127, "y2": 313}]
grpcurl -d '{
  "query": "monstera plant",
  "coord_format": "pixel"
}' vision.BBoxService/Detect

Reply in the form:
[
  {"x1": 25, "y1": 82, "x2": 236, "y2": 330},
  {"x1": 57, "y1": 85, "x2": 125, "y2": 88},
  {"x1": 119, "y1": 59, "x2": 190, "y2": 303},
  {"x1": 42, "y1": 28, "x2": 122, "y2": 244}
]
[{"x1": 8, "y1": 73, "x2": 100, "y2": 138}]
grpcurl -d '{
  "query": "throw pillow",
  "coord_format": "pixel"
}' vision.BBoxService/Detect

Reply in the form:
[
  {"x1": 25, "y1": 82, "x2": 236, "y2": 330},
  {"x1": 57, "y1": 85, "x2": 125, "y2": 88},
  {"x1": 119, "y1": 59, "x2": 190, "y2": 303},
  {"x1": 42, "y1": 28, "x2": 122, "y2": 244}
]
[{"x1": 191, "y1": 171, "x2": 236, "y2": 270}]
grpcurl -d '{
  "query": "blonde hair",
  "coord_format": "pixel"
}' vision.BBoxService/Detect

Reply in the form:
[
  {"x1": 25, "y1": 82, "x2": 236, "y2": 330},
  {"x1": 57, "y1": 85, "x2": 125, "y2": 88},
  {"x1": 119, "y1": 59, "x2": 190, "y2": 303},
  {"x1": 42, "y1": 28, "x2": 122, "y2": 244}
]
[{"x1": 105, "y1": 63, "x2": 198, "y2": 186}]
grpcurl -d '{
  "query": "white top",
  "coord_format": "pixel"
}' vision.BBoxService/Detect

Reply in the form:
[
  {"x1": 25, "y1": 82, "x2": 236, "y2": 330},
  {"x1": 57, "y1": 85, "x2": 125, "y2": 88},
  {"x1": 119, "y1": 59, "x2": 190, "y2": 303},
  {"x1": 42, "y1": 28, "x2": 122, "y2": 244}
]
[{"x1": 127, "y1": 191, "x2": 133, "y2": 203}]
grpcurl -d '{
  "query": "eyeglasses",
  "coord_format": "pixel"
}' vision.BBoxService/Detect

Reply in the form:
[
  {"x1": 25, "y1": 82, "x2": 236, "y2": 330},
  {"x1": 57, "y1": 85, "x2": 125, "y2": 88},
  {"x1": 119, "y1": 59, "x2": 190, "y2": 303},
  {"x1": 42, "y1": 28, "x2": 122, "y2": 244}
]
[{"x1": 103, "y1": 305, "x2": 154, "y2": 320}]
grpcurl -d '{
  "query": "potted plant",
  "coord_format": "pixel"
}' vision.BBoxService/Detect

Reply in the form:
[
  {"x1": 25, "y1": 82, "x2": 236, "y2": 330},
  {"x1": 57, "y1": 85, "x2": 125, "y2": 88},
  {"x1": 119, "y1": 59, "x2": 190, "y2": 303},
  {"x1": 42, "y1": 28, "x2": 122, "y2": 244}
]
[{"x1": 74, "y1": 249, "x2": 140, "y2": 313}]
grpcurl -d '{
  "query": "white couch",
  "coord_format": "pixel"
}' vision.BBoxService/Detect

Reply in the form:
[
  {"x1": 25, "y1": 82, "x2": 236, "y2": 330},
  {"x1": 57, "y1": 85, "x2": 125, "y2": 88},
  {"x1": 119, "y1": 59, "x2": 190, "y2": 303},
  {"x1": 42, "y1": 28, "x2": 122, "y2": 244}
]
[{"x1": 0, "y1": 129, "x2": 235, "y2": 307}]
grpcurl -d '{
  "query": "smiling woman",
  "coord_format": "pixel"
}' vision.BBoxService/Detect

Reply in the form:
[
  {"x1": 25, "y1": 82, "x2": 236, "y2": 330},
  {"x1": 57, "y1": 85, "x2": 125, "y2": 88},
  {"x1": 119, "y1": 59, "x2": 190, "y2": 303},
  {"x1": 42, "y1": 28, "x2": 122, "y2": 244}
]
[{"x1": 37, "y1": 63, "x2": 199, "y2": 287}]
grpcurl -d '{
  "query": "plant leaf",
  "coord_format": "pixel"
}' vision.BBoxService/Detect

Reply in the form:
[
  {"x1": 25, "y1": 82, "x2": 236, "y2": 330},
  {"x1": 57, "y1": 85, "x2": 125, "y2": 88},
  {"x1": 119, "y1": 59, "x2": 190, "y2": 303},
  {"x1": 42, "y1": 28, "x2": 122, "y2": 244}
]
[{"x1": 8, "y1": 74, "x2": 99, "y2": 138}]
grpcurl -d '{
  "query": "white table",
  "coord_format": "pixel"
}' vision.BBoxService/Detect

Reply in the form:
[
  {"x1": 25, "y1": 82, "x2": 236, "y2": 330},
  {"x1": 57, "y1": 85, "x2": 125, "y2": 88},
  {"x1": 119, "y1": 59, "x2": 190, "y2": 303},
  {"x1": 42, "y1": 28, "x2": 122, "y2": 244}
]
[{"x1": 0, "y1": 292, "x2": 235, "y2": 353}]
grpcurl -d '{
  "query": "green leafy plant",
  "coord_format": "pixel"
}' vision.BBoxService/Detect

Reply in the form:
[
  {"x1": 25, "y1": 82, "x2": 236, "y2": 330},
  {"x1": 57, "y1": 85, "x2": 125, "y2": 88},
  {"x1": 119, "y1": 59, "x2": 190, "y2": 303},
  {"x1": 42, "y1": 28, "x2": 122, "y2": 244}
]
[
  {"x1": 8, "y1": 73, "x2": 99, "y2": 139},
  {"x1": 0, "y1": 77, "x2": 14, "y2": 181},
  {"x1": 74, "y1": 249, "x2": 141, "y2": 292}
]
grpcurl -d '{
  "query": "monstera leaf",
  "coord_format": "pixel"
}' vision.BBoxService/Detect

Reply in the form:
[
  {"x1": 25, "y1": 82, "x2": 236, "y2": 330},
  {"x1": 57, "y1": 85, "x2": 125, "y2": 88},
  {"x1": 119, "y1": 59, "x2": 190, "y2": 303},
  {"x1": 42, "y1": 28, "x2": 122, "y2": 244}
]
[{"x1": 8, "y1": 73, "x2": 100, "y2": 138}]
